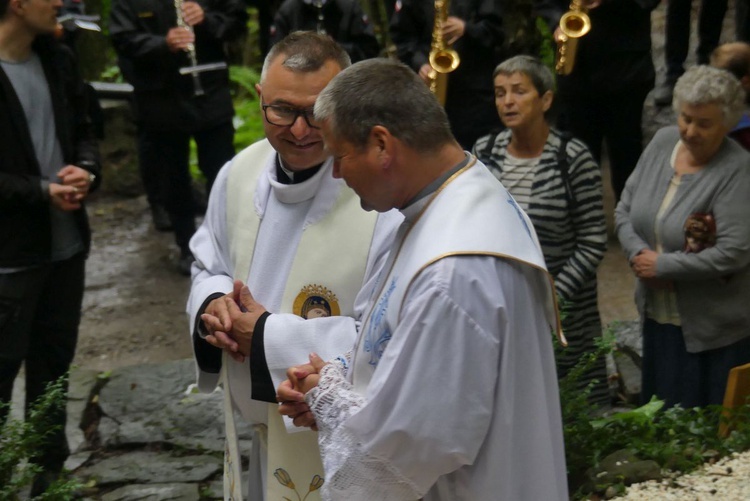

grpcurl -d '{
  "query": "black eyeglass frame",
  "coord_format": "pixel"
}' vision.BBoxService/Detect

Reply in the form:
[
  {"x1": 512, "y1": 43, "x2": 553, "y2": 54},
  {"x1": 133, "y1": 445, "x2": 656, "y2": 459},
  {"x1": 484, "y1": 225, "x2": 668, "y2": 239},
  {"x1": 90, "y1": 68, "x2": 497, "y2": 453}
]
[{"x1": 261, "y1": 103, "x2": 320, "y2": 129}]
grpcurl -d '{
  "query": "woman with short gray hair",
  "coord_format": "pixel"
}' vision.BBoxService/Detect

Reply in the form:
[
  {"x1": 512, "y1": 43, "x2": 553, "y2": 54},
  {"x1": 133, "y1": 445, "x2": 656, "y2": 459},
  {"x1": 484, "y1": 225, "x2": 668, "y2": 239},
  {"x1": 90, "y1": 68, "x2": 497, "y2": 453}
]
[
  {"x1": 616, "y1": 65, "x2": 750, "y2": 409},
  {"x1": 474, "y1": 55, "x2": 610, "y2": 407}
]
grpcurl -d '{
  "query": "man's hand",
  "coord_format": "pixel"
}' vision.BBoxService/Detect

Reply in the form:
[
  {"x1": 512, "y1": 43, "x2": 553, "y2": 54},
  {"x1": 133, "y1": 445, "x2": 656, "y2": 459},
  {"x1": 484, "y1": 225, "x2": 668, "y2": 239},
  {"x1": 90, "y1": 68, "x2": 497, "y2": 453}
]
[
  {"x1": 277, "y1": 353, "x2": 328, "y2": 430},
  {"x1": 166, "y1": 27, "x2": 195, "y2": 52},
  {"x1": 181, "y1": 1, "x2": 205, "y2": 26},
  {"x1": 223, "y1": 283, "x2": 268, "y2": 358},
  {"x1": 631, "y1": 249, "x2": 659, "y2": 279},
  {"x1": 49, "y1": 183, "x2": 81, "y2": 211},
  {"x1": 442, "y1": 16, "x2": 465, "y2": 45},
  {"x1": 201, "y1": 280, "x2": 243, "y2": 361},
  {"x1": 418, "y1": 63, "x2": 432, "y2": 85}
]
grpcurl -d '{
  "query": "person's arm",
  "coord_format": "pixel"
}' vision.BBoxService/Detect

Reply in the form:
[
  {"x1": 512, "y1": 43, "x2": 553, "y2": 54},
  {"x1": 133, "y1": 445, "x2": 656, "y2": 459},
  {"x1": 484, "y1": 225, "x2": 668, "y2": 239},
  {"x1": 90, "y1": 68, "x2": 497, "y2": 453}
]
[
  {"x1": 553, "y1": 140, "x2": 607, "y2": 301},
  {"x1": 389, "y1": 0, "x2": 430, "y2": 72},
  {"x1": 615, "y1": 142, "x2": 652, "y2": 261},
  {"x1": 303, "y1": 257, "x2": 510, "y2": 499},
  {"x1": 656, "y1": 168, "x2": 750, "y2": 280},
  {"x1": 187, "y1": 163, "x2": 236, "y2": 386},
  {"x1": 193, "y1": 0, "x2": 248, "y2": 43},
  {"x1": 336, "y1": 0, "x2": 380, "y2": 62},
  {"x1": 109, "y1": 0, "x2": 172, "y2": 62},
  {"x1": 457, "y1": 0, "x2": 503, "y2": 50}
]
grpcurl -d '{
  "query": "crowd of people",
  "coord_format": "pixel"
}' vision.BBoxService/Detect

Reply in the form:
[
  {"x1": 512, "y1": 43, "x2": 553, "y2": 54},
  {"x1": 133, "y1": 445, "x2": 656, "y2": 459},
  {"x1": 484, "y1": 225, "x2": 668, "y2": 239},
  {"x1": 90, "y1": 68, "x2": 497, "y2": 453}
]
[{"x1": 2, "y1": 0, "x2": 750, "y2": 498}]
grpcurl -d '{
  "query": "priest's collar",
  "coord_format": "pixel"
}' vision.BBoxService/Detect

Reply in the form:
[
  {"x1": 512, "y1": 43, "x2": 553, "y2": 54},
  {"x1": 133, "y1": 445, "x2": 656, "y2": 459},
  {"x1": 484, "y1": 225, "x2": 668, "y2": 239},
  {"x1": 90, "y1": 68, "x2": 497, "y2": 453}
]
[
  {"x1": 275, "y1": 155, "x2": 324, "y2": 185},
  {"x1": 270, "y1": 154, "x2": 331, "y2": 204},
  {"x1": 401, "y1": 152, "x2": 471, "y2": 220}
]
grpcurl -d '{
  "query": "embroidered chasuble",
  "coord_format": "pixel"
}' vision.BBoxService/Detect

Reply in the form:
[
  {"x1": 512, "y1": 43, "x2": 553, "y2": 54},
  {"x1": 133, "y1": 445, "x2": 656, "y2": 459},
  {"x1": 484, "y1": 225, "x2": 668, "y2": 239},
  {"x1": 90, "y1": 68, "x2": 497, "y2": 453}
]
[{"x1": 220, "y1": 139, "x2": 378, "y2": 500}]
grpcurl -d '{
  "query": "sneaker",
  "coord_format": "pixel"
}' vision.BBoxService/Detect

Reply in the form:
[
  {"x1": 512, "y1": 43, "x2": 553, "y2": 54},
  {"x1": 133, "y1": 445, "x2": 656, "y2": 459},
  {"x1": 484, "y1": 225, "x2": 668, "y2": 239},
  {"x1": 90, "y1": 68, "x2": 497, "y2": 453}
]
[
  {"x1": 653, "y1": 82, "x2": 674, "y2": 106},
  {"x1": 178, "y1": 248, "x2": 194, "y2": 277},
  {"x1": 151, "y1": 205, "x2": 173, "y2": 232}
]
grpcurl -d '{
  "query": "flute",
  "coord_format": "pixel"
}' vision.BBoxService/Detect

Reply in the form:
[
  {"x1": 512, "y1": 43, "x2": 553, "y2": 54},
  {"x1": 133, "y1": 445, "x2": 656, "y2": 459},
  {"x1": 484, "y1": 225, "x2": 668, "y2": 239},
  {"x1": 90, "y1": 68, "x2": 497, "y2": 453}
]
[{"x1": 174, "y1": 0, "x2": 205, "y2": 97}]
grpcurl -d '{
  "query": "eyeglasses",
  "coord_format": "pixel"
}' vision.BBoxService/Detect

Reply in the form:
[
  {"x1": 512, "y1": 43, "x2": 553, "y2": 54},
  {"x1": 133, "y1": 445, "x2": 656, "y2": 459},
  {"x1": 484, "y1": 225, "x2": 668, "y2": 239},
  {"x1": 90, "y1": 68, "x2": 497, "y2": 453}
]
[{"x1": 261, "y1": 103, "x2": 320, "y2": 129}]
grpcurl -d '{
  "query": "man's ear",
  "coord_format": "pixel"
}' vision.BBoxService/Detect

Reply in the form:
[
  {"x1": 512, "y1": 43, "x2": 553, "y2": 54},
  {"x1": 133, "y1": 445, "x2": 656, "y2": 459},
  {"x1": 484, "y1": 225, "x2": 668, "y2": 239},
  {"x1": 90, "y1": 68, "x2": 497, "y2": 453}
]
[
  {"x1": 370, "y1": 125, "x2": 393, "y2": 167},
  {"x1": 255, "y1": 83, "x2": 262, "y2": 99}
]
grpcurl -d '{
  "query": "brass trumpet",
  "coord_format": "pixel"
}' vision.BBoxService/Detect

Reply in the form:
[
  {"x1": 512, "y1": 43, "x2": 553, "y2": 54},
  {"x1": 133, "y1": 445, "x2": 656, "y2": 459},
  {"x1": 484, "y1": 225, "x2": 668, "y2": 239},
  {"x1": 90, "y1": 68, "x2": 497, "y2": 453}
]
[{"x1": 555, "y1": 0, "x2": 591, "y2": 76}]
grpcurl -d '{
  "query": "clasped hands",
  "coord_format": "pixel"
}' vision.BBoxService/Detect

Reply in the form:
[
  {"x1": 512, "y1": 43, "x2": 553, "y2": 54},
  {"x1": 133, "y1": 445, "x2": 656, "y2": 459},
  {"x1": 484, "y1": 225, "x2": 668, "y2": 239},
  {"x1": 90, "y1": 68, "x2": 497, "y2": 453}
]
[
  {"x1": 277, "y1": 353, "x2": 329, "y2": 431},
  {"x1": 49, "y1": 165, "x2": 93, "y2": 211},
  {"x1": 631, "y1": 248, "x2": 673, "y2": 289},
  {"x1": 200, "y1": 280, "x2": 267, "y2": 362}
]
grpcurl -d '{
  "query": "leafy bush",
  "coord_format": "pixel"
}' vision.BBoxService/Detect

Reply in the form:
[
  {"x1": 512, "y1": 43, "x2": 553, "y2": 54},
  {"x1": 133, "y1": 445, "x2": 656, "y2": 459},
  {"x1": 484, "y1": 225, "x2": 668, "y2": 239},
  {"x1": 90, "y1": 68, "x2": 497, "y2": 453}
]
[
  {"x1": 0, "y1": 377, "x2": 82, "y2": 500},
  {"x1": 558, "y1": 328, "x2": 750, "y2": 498}
]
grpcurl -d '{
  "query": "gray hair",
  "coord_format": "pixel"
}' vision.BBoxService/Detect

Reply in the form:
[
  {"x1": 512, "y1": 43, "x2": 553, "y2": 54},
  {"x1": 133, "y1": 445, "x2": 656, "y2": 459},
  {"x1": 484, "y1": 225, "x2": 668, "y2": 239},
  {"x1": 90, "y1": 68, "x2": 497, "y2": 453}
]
[
  {"x1": 314, "y1": 59, "x2": 454, "y2": 151},
  {"x1": 672, "y1": 65, "x2": 745, "y2": 128},
  {"x1": 260, "y1": 31, "x2": 351, "y2": 83},
  {"x1": 493, "y1": 55, "x2": 555, "y2": 97}
]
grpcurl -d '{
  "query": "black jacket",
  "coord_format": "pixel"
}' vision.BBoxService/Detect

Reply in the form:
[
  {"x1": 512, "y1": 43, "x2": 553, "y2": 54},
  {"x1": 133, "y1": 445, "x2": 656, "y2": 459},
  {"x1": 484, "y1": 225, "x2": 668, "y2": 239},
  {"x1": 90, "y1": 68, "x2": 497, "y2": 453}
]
[
  {"x1": 109, "y1": 0, "x2": 248, "y2": 131},
  {"x1": 0, "y1": 37, "x2": 101, "y2": 267},
  {"x1": 270, "y1": 0, "x2": 380, "y2": 62},
  {"x1": 390, "y1": 0, "x2": 504, "y2": 149}
]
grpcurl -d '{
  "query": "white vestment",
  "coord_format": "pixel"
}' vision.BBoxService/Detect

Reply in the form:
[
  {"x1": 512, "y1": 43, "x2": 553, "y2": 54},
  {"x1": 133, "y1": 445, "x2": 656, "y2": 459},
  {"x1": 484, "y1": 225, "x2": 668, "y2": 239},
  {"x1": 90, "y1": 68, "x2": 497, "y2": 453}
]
[
  {"x1": 187, "y1": 139, "x2": 400, "y2": 500},
  {"x1": 278, "y1": 160, "x2": 569, "y2": 500}
]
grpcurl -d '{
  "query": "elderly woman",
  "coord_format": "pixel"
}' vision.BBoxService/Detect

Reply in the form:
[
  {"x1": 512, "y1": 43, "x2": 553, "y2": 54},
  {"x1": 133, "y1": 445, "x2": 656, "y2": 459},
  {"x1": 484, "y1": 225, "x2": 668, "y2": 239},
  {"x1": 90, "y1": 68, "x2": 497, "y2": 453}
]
[
  {"x1": 473, "y1": 55, "x2": 609, "y2": 406},
  {"x1": 616, "y1": 65, "x2": 750, "y2": 409}
]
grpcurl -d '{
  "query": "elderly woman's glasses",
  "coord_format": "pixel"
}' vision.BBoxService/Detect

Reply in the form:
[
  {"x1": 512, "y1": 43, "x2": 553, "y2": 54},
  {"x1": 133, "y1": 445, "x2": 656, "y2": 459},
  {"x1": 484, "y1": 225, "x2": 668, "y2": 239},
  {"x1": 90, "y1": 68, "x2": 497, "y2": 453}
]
[{"x1": 261, "y1": 103, "x2": 320, "y2": 129}]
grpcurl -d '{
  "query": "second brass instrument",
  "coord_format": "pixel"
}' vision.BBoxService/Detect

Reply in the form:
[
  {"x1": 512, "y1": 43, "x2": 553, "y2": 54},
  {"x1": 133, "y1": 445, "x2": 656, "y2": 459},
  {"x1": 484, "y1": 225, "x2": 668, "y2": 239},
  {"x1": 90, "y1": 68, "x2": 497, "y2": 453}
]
[
  {"x1": 555, "y1": 0, "x2": 591, "y2": 76},
  {"x1": 428, "y1": 0, "x2": 460, "y2": 106}
]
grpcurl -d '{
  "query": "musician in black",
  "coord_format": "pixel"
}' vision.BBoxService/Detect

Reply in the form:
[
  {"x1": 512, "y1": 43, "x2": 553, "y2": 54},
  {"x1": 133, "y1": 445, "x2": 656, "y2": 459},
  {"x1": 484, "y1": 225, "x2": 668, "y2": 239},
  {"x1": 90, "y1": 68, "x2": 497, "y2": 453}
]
[
  {"x1": 110, "y1": 0, "x2": 247, "y2": 274},
  {"x1": 270, "y1": 0, "x2": 380, "y2": 62},
  {"x1": 389, "y1": 0, "x2": 504, "y2": 150}
]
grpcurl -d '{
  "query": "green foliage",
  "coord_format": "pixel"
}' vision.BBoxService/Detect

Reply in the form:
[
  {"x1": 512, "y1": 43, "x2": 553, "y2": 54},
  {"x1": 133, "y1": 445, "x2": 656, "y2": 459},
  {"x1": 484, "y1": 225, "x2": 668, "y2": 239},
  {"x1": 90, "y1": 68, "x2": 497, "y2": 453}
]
[
  {"x1": 0, "y1": 378, "x2": 82, "y2": 500},
  {"x1": 535, "y1": 17, "x2": 557, "y2": 84},
  {"x1": 558, "y1": 328, "x2": 750, "y2": 499}
]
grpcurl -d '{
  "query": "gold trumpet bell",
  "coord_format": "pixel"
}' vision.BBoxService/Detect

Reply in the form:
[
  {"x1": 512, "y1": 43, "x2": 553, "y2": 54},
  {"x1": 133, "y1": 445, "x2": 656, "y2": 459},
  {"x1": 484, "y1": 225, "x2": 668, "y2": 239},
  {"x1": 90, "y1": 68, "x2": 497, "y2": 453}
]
[
  {"x1": 559, "y1": 10, "x2": 591, "y2": 39},
  {"x1": 429, "y1": 48, "x2": 461, "y2": 74}
]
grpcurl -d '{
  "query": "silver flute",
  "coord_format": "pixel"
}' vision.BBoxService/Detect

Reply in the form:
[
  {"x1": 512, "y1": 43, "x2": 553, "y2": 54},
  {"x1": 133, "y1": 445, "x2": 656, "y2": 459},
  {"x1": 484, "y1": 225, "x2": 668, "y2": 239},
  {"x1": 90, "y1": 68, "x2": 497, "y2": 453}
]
[{"x1": 174, "y1": 0, "x2": 205, "y2": 96}]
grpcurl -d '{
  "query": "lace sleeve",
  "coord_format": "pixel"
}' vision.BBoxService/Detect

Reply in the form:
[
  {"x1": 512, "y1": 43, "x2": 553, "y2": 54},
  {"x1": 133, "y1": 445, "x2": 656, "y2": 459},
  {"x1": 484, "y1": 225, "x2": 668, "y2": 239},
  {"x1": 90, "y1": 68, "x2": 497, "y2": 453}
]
[{"x1": 306, "y1": 364, "x2": 421, "y2": 500}]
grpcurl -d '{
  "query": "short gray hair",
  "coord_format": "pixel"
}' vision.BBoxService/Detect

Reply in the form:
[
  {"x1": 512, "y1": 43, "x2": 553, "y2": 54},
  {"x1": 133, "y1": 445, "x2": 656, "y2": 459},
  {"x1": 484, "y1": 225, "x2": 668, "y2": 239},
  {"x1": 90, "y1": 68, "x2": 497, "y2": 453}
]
[
  {"x1": 314, "y1": 59, "x2": 455, "y2": 151},
  {"x1": 260, "y1": 31, "x2": 351, "y2": 83},
  {"x1": 672, "y1": 65, "x2": 745, "y2": 127},
  {"x1": 493, "y1": 55, "x2": 555, "y2": 97}
]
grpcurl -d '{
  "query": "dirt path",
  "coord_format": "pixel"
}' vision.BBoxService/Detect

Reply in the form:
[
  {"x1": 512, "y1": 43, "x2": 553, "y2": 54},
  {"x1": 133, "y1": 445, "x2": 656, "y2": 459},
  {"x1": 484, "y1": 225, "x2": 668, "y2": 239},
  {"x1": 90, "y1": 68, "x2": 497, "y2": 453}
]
[{"x1": 73, "y1": 195, "x2": 194, "y2": 372}]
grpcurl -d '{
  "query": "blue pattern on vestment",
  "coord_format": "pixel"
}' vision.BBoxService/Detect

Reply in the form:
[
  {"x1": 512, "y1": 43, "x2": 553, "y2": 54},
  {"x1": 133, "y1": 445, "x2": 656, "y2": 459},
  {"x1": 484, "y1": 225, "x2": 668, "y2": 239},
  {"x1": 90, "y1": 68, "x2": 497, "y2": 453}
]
[
  {"x1": 506, "y1": 193, "x2": 532, "y2": 238},
  {"x1": 364, "y1": 278, "x2": 396, "y2": 367}
]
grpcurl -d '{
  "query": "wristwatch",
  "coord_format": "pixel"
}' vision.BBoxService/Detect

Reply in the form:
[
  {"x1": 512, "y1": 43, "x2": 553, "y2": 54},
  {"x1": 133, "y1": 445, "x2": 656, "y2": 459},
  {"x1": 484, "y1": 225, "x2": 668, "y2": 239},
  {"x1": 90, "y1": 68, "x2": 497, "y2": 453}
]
[{"x1": 88, "y1": 172, "x2": 97, "y2": 184}]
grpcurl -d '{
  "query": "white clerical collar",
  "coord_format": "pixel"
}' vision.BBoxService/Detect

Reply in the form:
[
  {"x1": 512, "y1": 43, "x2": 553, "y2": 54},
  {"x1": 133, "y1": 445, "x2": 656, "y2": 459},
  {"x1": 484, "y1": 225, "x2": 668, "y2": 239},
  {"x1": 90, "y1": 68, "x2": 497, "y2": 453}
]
[{"x1": 269, "y1": 157, "x2": 333, "y2": 204}]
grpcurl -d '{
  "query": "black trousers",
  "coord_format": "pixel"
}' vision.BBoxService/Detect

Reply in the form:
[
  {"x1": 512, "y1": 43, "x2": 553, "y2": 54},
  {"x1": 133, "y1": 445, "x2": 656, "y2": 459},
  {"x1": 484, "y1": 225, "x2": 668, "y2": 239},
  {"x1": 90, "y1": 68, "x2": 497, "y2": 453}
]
[
  {"x1": 0, "y1": 253, "x2": 86, "y2": 469},
  {"x1": 138, "y1": 121, "x2": 235, "y2": 250},
  {"x1": 665, "y1": 0, "x2": 728, "y2": 82},
  {"x1": 557, "y1": 80, "x2": 652, "y2": 202}
]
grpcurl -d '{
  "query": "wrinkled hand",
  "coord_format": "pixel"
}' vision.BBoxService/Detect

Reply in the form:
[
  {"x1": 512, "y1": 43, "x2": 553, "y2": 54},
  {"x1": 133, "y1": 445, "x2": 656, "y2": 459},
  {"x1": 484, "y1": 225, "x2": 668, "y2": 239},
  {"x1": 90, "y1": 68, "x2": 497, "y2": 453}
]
[
  {"x1": 166, "y1": 27, "x2": 195, "y2": 52},
  {"x1": 223, "y1": 283, "x2": 268, "y2": 359},
  {"x1": 631, "y1": 249, "x2": 659, "y2": 279},
  {"x1": 442, "y1": 16, "x2": 465, "y2": 45},
  {"x1": 277, "y1": 353, "x2": 328, "y2": 430},
  {"x1": 181, "y1": 1, "x2": 205, "y2": 26},
  {"x1": 201, "y1": 280, "x2": 243, "y2": 361}
]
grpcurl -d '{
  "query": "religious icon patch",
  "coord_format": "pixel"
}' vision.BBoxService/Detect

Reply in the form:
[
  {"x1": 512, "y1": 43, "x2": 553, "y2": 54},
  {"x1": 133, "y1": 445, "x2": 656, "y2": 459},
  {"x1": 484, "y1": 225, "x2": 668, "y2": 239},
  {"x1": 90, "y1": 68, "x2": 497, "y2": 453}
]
[{"x1": 293, "y1": 284, "x2": 340, "y2": 319}]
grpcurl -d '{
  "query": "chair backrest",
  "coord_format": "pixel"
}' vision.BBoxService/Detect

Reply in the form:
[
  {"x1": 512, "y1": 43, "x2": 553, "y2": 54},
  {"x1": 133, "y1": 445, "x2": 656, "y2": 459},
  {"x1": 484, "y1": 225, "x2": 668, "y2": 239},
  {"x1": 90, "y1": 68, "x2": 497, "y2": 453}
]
[{"x1": 719, "y1": 362, "x2": 750, "y2": 437}]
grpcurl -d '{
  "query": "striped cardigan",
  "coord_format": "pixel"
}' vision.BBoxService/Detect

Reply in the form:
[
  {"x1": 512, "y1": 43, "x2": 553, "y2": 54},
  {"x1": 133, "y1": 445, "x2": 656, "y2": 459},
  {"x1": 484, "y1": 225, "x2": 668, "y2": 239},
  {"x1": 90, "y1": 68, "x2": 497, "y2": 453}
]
[{"x1": 474, "y1": 127, "x2": 610, "y2": 404}]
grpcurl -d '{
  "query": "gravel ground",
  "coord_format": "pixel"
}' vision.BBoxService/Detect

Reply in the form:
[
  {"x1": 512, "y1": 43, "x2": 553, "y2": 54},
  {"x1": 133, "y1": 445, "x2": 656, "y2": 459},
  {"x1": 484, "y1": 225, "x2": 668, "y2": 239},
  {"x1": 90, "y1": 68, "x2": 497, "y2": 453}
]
[{"x1": 618, "y1": 450, "x2": 750, "y2": 500}]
